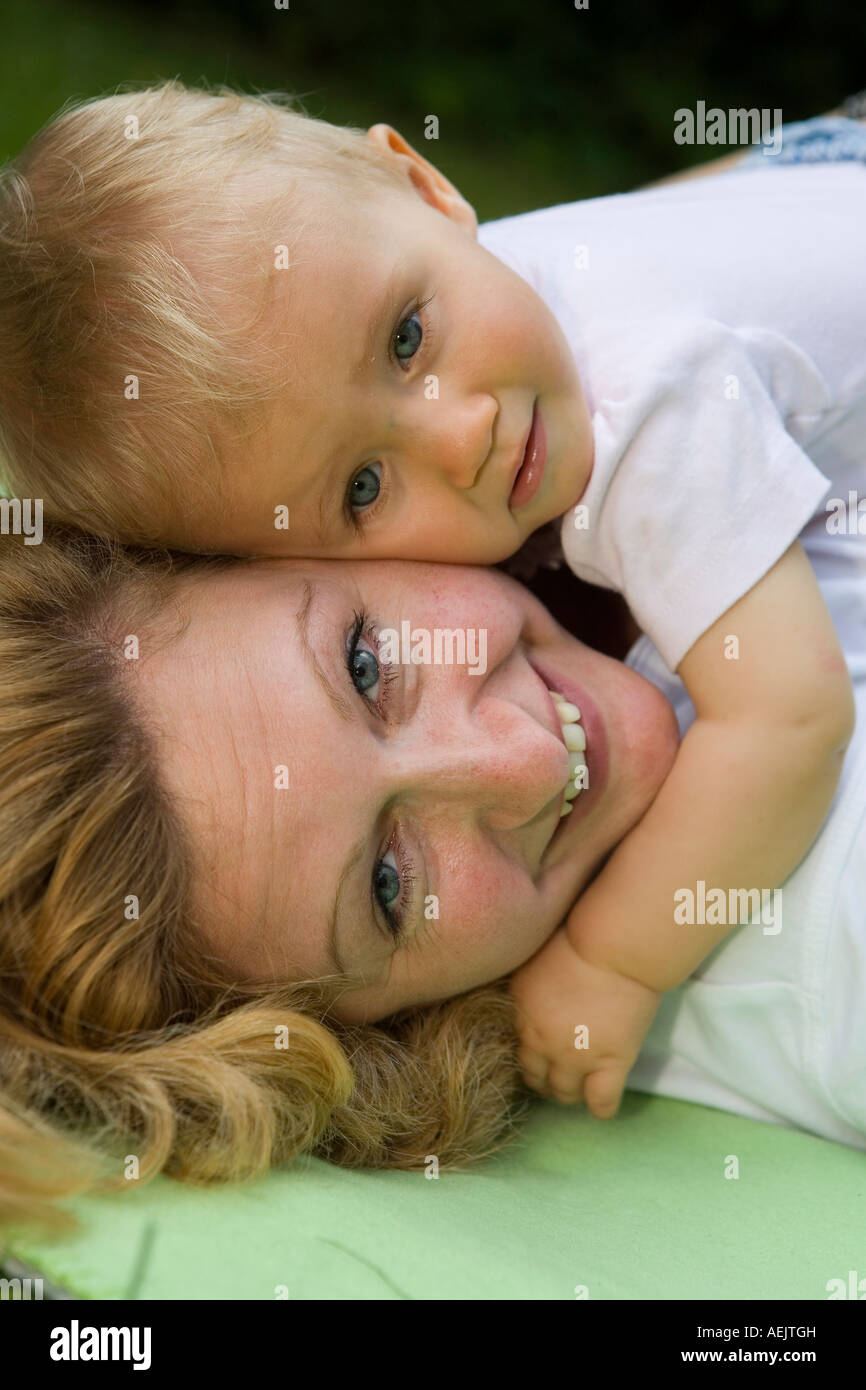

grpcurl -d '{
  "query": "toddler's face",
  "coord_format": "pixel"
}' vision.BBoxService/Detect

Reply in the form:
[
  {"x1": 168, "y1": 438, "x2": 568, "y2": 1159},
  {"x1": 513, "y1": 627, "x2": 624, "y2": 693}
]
[{"x1": 207, "y1": 127, "x2": 593, "y2": 563}]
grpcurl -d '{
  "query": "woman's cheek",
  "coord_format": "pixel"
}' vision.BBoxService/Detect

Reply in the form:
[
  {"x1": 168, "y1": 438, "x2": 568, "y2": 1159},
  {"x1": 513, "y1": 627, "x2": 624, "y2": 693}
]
[
  {"x1": 445, "y1": 858, "x2": 544, "y2": 966},
  {"x1": 442, "y1": 860, "x2": 496, "y2": 953}
]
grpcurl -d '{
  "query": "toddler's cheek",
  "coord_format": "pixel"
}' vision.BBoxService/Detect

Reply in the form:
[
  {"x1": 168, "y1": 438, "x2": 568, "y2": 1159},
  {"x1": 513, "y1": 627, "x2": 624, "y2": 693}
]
[
  {"x1": 403, "y1": 511, "x2": 516, "y2": 566},
  {"x1": 484, "y1": 303, "x2": 546, "y2": 368},
  {"x1": 494, "y1": 274, "x2": 562, "y2": 354}
]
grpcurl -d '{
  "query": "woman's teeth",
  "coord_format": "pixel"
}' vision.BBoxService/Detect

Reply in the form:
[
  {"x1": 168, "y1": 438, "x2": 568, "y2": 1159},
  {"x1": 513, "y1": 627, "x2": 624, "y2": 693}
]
[{"x1": 550, "y1": 692, "x2": 588, "y2": 818}]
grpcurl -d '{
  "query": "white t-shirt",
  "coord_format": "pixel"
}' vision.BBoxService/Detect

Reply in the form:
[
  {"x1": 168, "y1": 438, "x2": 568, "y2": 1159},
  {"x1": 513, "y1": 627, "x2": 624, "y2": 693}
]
[
  {"x1": 623, "y1": 512, "x2": 866, "y2": 1151},
  {"x1": 480, "y1": 166, "x2": 866, "y2": 1149},
  {"x1": 479, "y1": 162, "x2": 866, "y2": 671}
]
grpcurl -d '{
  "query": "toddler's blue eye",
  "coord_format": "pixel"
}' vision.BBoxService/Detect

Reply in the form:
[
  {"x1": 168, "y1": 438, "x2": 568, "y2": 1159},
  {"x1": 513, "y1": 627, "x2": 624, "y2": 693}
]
[
  {"x1": 349, "y1": 462, "x2": 381, "y2": 512},
  {"x1": 394, "y1": 311, "x2": 423, "y2": 362}
]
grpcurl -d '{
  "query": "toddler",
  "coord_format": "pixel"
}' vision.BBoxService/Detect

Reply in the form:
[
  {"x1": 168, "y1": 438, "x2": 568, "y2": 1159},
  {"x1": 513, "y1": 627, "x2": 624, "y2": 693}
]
[{"x1": 1, "y1": 83, "x2": 862, "y2": 1117}]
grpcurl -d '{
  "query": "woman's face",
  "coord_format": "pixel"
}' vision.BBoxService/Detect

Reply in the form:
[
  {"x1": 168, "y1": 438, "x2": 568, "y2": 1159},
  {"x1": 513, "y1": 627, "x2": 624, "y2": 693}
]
[{"x1": 131, "y1": 560, "x2": 680, "y2": 1022}]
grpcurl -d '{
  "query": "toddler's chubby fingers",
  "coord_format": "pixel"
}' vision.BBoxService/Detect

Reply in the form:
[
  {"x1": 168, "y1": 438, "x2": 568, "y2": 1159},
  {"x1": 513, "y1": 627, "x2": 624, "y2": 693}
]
[
  {"x1": 516, "y1": 1044, "x2": 551, "y2": 1094},
  {"x1": 547, "y1": 1083, "x2": 585, "y2": 1107},
  {"x1": 582, "y1": 1065, "x2": 626, "y2": 1120},
  {"x1": 546, "y1": 1061, "x2": 587, "y2": 1107}
]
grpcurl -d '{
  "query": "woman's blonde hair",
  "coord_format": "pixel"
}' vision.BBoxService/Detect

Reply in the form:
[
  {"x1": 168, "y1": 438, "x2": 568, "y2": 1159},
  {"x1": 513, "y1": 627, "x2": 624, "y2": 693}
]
[
  {"x1": 0, "y1": 527, "x2": 527, "y2": 1241},
  {"x1": 0, "y1": 79, "x2": 405, "y2": 546}
]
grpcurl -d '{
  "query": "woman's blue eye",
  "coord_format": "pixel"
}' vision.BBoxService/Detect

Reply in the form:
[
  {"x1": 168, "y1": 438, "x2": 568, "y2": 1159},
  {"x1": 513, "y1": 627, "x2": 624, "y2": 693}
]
[
  {"x1": 394, "y1": 311, "x2": 423, "y2": 362},
  {"x1": 374, "y1": 855, "x2": 400, "y2": 915},
  {"x1": 349, "y1": 462, "x2": 381, "y2": 512},
  {"x1": 350, "y1": 641, "x2": 379, "y2": 695}
]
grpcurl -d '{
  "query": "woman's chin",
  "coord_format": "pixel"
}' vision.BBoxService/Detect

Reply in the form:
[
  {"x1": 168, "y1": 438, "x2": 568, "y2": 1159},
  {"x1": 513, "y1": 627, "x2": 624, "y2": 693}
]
[{"x1": 608, "y1": 677, "x2": 681, "y2": 839}]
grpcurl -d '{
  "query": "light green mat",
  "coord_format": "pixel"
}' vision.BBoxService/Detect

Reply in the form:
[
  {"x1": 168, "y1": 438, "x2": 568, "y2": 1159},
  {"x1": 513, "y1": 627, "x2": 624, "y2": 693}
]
[{"x1": 5, "y1": 1092, "x2": 864, "y2": 1299}]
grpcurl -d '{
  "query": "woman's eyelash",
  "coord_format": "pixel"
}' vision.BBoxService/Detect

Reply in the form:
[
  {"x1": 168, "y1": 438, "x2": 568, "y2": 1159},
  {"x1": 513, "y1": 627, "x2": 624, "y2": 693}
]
[
  {"x1": 379, "y1": 837, "x2": 417, "y2": 942},
  {"x1": 346, "y1": 610, "x2": 398, "y2": 712}
]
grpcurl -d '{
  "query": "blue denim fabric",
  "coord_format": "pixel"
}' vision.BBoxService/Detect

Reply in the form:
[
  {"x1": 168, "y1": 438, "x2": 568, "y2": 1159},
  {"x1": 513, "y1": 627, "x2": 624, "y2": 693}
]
[{"x1": 739, "y1": 115, "x2": 866, "y2": 167}]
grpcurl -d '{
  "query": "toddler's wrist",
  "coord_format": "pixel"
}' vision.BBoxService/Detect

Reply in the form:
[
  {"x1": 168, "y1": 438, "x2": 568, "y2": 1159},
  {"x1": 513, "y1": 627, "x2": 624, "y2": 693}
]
[{"x1": 563, "y1": 901, "x2": 616, "y2": 974}]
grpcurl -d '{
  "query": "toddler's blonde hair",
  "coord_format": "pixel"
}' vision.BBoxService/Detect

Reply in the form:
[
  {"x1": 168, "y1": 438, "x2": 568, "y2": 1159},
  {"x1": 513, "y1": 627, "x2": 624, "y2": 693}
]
[{"x1": 0, "y1": 80, "x2": 405, "y2": 546}]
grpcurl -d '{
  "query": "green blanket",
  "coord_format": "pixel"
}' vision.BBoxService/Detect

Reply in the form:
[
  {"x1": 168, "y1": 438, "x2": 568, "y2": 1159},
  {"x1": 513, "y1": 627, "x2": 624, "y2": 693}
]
[{"x1": 5, "y1": 1092, "x2": 864, "y2": 1299}]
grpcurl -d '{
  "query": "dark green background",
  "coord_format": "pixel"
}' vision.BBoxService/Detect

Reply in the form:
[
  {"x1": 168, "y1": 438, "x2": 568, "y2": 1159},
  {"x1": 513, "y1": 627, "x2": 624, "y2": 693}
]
[{"x1": 1, "y1": 0, "x2": 864, "y2": 218}]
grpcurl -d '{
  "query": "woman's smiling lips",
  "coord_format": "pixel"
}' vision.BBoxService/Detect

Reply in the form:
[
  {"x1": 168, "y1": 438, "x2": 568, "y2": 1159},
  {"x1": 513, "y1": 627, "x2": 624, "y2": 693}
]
[
  {"x1": 509, "y1": 400, "x2": 547, "y2": 509},
  {"x1": 530, "y1": 658, "x2": 610, "y2": 849}
]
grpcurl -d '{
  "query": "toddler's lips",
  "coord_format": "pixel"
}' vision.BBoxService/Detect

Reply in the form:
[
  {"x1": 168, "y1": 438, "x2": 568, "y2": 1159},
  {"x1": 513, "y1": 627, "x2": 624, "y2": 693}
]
[{"x1": 509, "y1": 401, "x2": 547, "y2": 510}]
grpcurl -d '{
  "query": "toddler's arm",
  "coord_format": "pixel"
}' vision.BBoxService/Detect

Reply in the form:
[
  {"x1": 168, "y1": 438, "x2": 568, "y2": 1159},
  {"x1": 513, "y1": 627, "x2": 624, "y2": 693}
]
[
  {"x1": 570, "y1": 540, "x2": 855, "y2": 993},
  {"x1": 511, "y1": 541, "x2": 855, "y2": 1114}
]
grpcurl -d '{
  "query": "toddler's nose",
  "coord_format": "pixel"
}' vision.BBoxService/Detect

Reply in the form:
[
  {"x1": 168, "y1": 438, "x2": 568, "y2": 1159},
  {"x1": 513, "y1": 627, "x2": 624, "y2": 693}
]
[{"x1": 417, "y1": 394, "x2": 498, "y2": 491}]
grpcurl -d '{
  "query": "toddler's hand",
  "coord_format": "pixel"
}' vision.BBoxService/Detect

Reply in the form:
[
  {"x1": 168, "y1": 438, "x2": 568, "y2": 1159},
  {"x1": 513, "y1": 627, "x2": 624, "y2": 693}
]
[{"x1": 508, "y1": 926, "x2": 662, "y2": 1118}]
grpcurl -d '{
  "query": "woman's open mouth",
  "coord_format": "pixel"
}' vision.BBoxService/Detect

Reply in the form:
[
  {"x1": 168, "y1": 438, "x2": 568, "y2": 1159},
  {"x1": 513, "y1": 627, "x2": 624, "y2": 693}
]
[
  {"x1": 531, "y1": 660, "x2": 610, "y2": 849},
  {"x1": 509, "y1": 400, "x2": 547, "y2": 510},
  {"x1": 549, "y1": 692, "x2": 587, "y2": 817}
]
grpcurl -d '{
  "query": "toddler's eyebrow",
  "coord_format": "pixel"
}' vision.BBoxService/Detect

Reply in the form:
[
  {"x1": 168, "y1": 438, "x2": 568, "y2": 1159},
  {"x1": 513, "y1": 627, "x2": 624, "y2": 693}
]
[
  {"x1": 353, "y1": 264, "x2": 404, "y2": 384},
  {"x1": 314, "y1": 476, "x2": 357, "y2": 549},
  {"x1": 313, "y1": 459, "x2": 374, "y2": 550},
  {"x1": 312, "y1": 453, "x2": 355, "y2": 547}
]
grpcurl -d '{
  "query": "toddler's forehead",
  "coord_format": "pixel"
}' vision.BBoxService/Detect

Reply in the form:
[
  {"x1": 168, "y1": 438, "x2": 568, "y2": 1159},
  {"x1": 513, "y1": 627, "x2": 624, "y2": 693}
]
[{"x1": 239, "y1": 156, "x2": 389, "y2": 231}]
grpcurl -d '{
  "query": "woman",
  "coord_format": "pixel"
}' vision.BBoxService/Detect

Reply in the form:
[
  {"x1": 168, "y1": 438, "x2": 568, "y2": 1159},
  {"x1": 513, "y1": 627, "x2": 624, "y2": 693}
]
[
  {"x1": 4, "y1": 110, "x2": 866, "y2": 1236},
  {"x1": 1, "y1": 504, "x2": 865, "y2": 1239},
  {"x1": 0, "y1": 527, "x2": 679, "y2": 1234}
]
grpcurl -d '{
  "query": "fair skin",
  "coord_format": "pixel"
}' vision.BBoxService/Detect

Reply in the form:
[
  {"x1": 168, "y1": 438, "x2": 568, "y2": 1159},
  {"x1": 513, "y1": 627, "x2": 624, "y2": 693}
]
[
  {"x1": 179, "y1": 129, "x2": 766, "y2": 562},
  {"x1": 511, "y1": 540, "x2": 856, "y2": 1116},
  {"x1": 155, "y1": 128, "x2": 857, "y2": 1113},
  {"x1": 127, "y1": 558, "x2": 681, "y2": 1024},
  {"x1": 178, "y1": 126, "x2": 594, "y2": 562}
]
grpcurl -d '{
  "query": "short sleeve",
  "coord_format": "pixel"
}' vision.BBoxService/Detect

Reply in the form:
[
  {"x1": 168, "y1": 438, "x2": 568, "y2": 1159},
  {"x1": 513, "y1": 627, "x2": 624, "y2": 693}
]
[{"x1": 560, "y1": 318, "x2": 834, "y2": 671}]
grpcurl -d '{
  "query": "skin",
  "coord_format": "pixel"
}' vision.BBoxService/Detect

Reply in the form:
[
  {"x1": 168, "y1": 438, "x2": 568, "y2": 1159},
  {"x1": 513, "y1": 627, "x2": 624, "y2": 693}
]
[
  {"x1": 179, "y1": 124, "x2": 826, "y2": 562},
  {"x1": 128, "y1": 558, "x2": 680, "y2": 1024},
  {"x1": 133, "y1": 131, "x2": 851, "y2": 1036},
  {"x1": 178, "y1": 125, "x2": 594, "y2": 562},
  {"x1": 174, "y1": 115, "x2": 859, "y2": 564}
]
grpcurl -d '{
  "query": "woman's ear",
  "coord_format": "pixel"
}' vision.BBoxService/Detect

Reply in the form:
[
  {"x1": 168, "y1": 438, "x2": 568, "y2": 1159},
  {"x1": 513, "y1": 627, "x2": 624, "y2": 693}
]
[{"x1": 365, "y1": 124, "x2": 478, "y2": 234}]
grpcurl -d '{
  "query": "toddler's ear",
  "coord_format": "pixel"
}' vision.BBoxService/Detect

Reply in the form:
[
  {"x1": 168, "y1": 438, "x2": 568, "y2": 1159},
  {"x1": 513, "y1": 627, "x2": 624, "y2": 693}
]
[{"x1": 366, "y1": 124, "x2": 478, "y2": 234}]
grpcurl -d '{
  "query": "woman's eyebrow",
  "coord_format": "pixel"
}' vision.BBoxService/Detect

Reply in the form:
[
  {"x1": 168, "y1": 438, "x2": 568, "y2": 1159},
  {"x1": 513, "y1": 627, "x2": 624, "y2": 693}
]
[
  {"x1": 295, "y1": 579, "x2": 353, "y2": 722},
  {"x1": 329, "y1": 833, "x2": 370, "y2": 977}
]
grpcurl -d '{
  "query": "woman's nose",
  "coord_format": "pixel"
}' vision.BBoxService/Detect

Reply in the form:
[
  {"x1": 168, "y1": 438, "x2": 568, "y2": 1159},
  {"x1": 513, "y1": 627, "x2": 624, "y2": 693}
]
[{"x1": 394, "y1": 699, "x2": 567, "y2": 832}]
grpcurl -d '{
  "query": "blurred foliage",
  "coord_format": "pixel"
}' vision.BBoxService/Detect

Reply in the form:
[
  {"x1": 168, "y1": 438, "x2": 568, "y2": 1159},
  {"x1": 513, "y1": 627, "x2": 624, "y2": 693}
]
[{"x1": 0, "y1": 0, "x2": 864, "y2": 218}]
